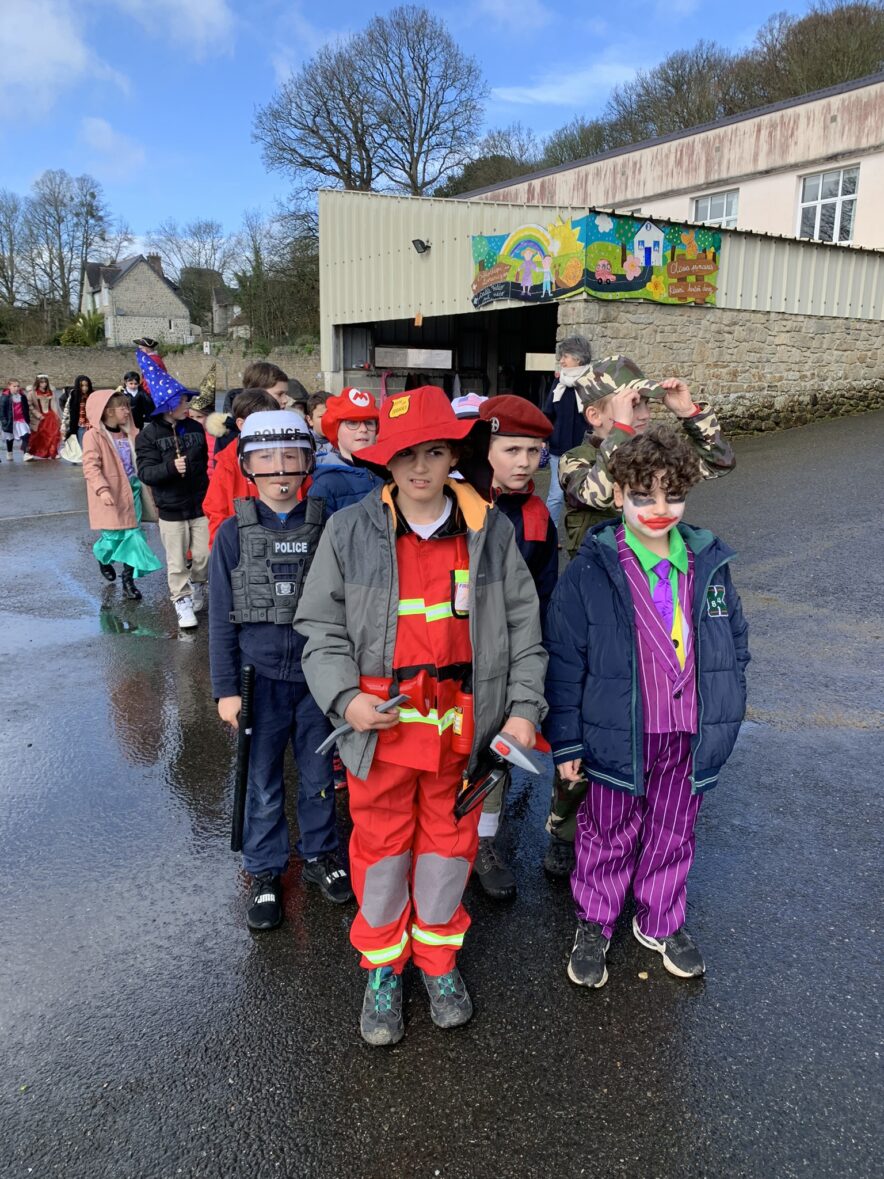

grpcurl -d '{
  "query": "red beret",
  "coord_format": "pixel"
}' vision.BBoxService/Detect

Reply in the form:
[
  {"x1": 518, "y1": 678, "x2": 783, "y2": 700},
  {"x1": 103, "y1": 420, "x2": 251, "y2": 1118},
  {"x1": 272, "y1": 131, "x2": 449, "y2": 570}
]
[{"x1": 479, "y1": 395, "x2": 553, "y2": 439}]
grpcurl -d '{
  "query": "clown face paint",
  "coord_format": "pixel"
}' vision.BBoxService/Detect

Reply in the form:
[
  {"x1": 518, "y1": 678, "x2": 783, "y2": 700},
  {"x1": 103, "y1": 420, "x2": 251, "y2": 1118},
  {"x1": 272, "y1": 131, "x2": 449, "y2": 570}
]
[{"x1": 614, "y1": 470, "x2": 686, "y2": 556}]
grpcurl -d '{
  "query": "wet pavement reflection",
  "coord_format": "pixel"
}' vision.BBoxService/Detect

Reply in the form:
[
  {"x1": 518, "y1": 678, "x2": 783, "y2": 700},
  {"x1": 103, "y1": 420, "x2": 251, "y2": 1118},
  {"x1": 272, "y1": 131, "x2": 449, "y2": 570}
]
[{"x1": 1, "y1": 416, "x2": 881, "y2": 1177}]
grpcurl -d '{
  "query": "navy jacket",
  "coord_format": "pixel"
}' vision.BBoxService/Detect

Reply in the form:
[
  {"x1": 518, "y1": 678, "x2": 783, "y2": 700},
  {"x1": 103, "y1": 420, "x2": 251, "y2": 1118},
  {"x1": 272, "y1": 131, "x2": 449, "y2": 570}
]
[
  {"x1": 209, "y1": 498, "x2": 325, "y2": 697},
  {"x1": 543, "y1": 519, "x2": 749, "y2": 795},
  {"x1": 493, "y1": 489, "x2": 558, "y2": 617},
  {"x1": 135, "y1": 417, "x2": 209, "y2": 520},
  {"x1": 308, "y1": 453, "x2": 382, "y2": 515},
  {"x1": 543, "y1": 381, "x2": 587, "y2": 458},
  {"x1": 1, "y1": 390, "x2": 30, "y2": 433}
]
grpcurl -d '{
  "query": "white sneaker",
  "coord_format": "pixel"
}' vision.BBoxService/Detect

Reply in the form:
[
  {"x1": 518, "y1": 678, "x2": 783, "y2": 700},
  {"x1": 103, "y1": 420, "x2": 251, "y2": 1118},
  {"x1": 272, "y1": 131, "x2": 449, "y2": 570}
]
[
  {"x1": 190, "y1": 581, "x2": 206, "y2": 612},
  {"x1": 23, "y1": 453, "x2": 35, "y2": 462},
  {"x1": 174, "y1": 595, "x2": 198, "y2": 629}
]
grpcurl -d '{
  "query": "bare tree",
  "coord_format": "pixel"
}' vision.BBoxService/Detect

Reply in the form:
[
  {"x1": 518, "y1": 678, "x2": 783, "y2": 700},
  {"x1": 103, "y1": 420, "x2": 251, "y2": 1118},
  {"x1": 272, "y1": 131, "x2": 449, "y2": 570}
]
[
  {"x1": 479, "y1": 123, "x2": 540, "y2": 163},
  {"x1": 146, "y1": 217, "x2": 238, "y2": 280},
  {"x1": 254, "y1": 41, "x2": 382, "y2": 192},
  {"x1": 253, "y1": 5, "x2": 486, "y2": 197},
  {"x1": 0, "y1": 190, "x2": 23, "y2": 305},
  {"x1": 100, "y1": 218, "x2": 135, "y2": 266},
  {"x1": 542, "y1": 117, "x2": 611, "y2": 167}
]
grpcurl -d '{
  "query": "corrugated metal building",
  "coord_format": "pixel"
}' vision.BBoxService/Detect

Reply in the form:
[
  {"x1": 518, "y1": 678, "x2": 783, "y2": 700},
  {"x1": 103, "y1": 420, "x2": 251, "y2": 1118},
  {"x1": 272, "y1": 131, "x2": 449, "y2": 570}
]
[{"x1": 319, "y1": 189, "x2": 884, "y2": 400}]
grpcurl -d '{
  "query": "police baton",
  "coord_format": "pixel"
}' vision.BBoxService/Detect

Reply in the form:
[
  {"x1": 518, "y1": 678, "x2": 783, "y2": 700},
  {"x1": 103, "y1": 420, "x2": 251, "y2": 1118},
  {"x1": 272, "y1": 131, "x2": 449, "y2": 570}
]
[{"x1": 230, "y1": 665, "x2": 256, "y2": 853}]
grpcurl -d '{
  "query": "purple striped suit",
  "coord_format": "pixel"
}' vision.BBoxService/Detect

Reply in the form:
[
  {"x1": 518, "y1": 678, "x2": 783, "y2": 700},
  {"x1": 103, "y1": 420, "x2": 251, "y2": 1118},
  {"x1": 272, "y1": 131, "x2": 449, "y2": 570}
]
[{"x1": 572, "y1": 527, "x2": 703, "y2": 939}]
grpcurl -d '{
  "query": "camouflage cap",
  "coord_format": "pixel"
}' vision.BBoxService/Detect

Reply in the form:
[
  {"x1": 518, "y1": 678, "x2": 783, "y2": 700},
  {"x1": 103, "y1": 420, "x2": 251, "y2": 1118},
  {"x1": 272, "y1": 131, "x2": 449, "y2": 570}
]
[{"x1": 573, "y1": 354, "x2": 664, "y2": 410}]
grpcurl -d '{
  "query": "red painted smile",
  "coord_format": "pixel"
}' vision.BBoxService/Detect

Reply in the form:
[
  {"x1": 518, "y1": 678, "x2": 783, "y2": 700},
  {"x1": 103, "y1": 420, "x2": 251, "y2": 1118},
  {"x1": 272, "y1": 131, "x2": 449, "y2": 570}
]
[{"x1": 638, "y1": 515, "x2": 678, "y2": 530}]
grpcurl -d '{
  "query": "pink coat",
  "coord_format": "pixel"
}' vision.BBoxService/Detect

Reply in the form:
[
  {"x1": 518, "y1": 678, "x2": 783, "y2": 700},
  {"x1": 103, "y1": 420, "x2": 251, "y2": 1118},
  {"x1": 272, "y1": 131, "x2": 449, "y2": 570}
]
[{"x1": 82, "y1": 390, "x2": 140, "y2": 531}]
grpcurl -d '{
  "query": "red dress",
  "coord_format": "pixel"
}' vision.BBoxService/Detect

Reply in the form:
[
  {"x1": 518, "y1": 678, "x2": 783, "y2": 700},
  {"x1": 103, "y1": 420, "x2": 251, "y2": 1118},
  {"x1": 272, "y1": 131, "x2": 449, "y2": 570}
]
[{"x1": 28, "y1": 393, "x2": 61, "y2": 459}]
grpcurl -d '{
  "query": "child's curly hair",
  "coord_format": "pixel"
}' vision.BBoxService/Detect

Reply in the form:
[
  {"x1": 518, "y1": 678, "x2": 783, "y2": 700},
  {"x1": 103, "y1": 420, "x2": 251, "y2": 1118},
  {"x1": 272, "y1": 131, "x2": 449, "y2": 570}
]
[{"x1": 608, "y1": 425, "x2": 702, "y2": 498}]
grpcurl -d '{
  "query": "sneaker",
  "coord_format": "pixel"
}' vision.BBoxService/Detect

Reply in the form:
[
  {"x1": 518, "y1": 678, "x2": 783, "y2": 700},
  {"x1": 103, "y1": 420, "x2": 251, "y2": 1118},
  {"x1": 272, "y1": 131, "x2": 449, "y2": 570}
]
[
  {"x1": 189, "y1": 581, "x2": 206, "y2": 612},
  {"x1": 246, "y1": 872, "x2": 283, "y2": 931},
  {"x1": 98, "y1": 561, "x2": 117, "y2": 582},
  {"x1": 632, "y1": 917, "x2": 705, "y2": 978},
  {"x1": 543, "y1": 834, "x2": 575, "y2": 879},
  {"x1": 174, "y1": 595, "x2": 198, "y2": 629},
  {"x1": 567, "y1": 919, "x2": 610, "y2": 988},
  {"x1": 360, "y1": 967, "x2": 404, "y2": 1046},
  {"x1": 302, "y1": 855, "x2": 354, "y2": 904},
  {"x1": 22, "y1": 453, "x2": 35, "y2": 462},
  {"x1": 421, "y1": 967, "x2": 473, "y2": 1029},
  {"x1": 473, "y1": 837, "x2": 517, "y2": 901}
]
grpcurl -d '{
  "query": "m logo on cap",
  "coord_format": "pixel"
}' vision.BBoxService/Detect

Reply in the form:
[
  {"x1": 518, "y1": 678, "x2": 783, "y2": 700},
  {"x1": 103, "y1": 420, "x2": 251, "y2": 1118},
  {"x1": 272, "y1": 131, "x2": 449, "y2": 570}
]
[
  {"x1": 349, "y1": 389, "x2": 371, "y2": 408},
  {"x1": 389, "y1": 396, "x2": 411, "y2": 419}
]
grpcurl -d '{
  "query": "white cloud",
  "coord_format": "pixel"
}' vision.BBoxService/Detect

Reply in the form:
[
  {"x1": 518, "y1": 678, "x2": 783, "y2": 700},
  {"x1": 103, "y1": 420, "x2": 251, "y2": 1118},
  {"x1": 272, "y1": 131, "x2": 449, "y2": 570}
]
[
  {"x1": 80, "y1": 117, "x2": 146, "y2": 180},
  {"x1": 113, "y1": 0, "x2": 236, "y2": 57},
  {"x1": 269, "y1": 7, "x2": 353, "y2": 83},
  {"x1": 475, "y1": 0, "x2": 554, "y2": 30},
  {"x1": 0, "y1": 0, "x2": 114, "y2": 124},
  {"x1": 492, "y1": 59, "x2": 637, "y2": 107}
]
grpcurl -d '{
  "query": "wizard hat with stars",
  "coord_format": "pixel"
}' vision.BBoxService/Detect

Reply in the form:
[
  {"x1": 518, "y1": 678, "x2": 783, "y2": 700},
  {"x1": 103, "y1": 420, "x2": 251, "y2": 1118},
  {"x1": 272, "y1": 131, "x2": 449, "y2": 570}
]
[{"x1": 137, "y1": 348, "x2": 195, "y2": 416}]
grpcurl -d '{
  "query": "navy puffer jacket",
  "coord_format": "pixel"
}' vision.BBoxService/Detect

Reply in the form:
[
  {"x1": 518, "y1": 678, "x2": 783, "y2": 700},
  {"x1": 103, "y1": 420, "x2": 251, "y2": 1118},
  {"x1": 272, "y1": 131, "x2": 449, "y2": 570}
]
[
  {"x1": 543, "y1": 519, "x2": 749, "y2": 795},
  {"x1": 307, "y1": 454, "x2": 382, "y2": 515}
]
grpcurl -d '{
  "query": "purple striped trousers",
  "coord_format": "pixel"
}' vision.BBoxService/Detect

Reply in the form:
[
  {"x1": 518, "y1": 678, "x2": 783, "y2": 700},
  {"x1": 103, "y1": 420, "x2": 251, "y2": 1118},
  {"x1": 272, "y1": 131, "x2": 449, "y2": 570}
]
[{"x1": 571, "y1": 732, "x2": 702, "y2": 939}]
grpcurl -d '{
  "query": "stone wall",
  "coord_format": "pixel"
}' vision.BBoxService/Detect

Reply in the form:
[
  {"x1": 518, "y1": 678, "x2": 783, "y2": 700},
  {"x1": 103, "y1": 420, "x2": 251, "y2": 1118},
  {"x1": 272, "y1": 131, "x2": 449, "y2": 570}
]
[
  {"x1": 0, "y1": 345, "x2": 323, "y2": 396},
  {"x1": 558, "y1": 300, "x2": 884, "y2": 432}
]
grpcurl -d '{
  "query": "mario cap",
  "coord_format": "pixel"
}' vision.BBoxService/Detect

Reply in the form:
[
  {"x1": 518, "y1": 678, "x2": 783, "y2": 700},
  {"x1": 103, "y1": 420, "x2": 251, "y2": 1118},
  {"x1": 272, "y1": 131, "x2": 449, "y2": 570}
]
[
  {"x1": 322, "y1": 386, "x2": 379, "y2": 446},
  {"x1": 480, "y1": 395, "x2": 552, "y2": 439},
  {"x1": 355, "y1": 386, "x2": 475, "y2": 467},
  {"x1": 573, "y1": 354, "x2": 664, "y2": 411}
]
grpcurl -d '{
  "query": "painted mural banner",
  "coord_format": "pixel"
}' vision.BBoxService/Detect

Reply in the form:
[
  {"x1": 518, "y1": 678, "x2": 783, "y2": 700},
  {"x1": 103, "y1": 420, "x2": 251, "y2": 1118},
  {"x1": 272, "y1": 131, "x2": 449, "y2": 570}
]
[{"x1": 470, "y1": 213, "x2": 722, "y2": 309}]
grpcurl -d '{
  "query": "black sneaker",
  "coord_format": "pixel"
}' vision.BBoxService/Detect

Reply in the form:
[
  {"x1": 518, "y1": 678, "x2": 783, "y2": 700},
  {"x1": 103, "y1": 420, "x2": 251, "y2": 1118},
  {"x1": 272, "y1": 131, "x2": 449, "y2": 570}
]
[
  {"x1": 544, "y1": 834, "x2": 575, "y2": 878},
  {"x1": 98, "y1": 561, "x2": 116, "y2": 582},
  {"x1": 246, "y1": 872, "x2": 283, "y2": 931},
  {"x1": 567, "y1": 919, "x2": 610, "y2": 988},
  {"x1": 632, "y1": 918, "x2": 705, "y2": 978},
  {"x1": 421, "y1": 967, "x2": 473, "y2": 1029},
  {"x1": 360, "y1": 968, "x2": 405, "y2": 1046},
  {"x1": 302, "y1": 856, "x2": 354, "y2": 904},
  {"x1": 473, "y1": 837, "x2": 516, "y2": 900}
]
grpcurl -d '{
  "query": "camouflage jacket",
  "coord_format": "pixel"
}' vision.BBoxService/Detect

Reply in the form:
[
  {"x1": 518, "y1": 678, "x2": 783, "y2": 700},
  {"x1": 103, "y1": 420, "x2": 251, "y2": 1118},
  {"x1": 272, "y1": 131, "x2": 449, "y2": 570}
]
[{"x1": 559, "y1": 402, "x2": 735, "y2": 558}]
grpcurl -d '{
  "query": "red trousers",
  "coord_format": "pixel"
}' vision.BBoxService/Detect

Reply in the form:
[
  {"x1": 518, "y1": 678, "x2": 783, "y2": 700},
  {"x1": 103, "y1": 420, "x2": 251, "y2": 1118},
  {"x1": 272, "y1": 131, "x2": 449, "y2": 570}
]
[{"x1": 347, "y1": 758, "x2": 480, "y2": 975}]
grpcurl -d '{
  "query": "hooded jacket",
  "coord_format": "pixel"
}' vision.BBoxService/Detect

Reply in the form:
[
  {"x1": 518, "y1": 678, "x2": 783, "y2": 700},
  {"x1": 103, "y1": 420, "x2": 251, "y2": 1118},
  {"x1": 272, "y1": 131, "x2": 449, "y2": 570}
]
[
  {"x1": 543, "y1": 519, "x2": 749, "y2": 795},
  {"x1": 82, "y1": 390, "x2": 140, "y2": 531},
  {"x1": 307, "y1": 452, "x2": 383, "y2": 515},
  {"x1": 203, "y1": 437, "x2": 257, "y2": 546},
  {"x1": 134, "y1": 414, "x2": 208, "y2": 521},
  {"x1": 294, "y1": 479, "x2": 548, "y2": 779}
]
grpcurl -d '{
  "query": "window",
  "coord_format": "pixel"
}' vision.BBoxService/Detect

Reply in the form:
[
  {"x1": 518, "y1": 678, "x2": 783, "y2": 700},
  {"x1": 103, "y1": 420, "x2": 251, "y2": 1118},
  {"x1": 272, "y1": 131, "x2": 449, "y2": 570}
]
[
  {"x1": 694, "y1": 190, "x2": 738, "y2": 228},
  {"x1": 798, "y1": 166, "x2": 858, "y2": 244}
]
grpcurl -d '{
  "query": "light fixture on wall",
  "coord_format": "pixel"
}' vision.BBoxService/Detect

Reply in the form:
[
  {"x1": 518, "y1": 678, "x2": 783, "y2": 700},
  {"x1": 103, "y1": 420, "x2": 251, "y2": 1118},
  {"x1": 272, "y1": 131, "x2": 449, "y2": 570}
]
[{"x1": 411, "y1": 239, "x2": 431, "y2": 255}]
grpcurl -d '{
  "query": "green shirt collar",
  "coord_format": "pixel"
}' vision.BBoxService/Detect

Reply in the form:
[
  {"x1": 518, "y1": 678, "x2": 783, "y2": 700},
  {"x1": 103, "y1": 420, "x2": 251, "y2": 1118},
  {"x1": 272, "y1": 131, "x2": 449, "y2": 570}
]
[{"x1": 623, "y1": 523, "x2": 688, "y2": 574}]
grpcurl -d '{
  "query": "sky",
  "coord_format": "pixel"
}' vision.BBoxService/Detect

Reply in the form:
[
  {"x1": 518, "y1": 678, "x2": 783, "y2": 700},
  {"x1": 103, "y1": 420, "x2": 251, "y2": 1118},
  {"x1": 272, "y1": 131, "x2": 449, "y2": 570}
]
[{"x1": 0, "y1": 0, "x2": 812, "y2": 245}]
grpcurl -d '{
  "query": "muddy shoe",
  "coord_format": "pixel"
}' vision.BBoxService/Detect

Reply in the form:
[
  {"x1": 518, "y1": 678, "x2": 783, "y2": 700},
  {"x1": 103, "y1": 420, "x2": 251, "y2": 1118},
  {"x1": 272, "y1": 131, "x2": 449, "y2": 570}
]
[
  {"x1": 473, "y1": 837, "x2": 516, "y2": 900},
  {"x1": 246, "y1": 872, "x2": 283, "y2": 931},
  {"x1": 421, "y1": 967, "x2": 473, "y2": 1029},
  {"x1": 98, "y1": 561, "x2": 117, "y2": 582},
  {"x1": 543, "y1": 834, "x2": 575, "y2": 878},
  {"x1": 632, "y1": 918, "x2": 705, "y2": 978},
  {"x1": 302, "y1": 855, "x2": 354, "y2": 904},
  {"x1": 360, "y1": 967, "x2": 404, "y2": 1046}
]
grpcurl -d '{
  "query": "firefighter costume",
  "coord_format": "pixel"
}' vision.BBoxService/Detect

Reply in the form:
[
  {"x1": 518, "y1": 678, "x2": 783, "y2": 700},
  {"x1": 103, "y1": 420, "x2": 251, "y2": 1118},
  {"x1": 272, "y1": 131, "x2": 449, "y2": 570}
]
[{"x1": 295, "y1": 387, "x2": 548, "y2": 1044}]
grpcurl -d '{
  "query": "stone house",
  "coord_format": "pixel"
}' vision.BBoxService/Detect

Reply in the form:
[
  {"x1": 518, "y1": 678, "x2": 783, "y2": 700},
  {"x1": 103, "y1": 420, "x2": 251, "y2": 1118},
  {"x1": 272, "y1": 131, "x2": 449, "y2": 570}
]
[
  {"x1": 211, "y1": 286, "x2": 250, "y2": 339},
  {"x1": 80, "y1": 254, "x2": 200, "y2": 347}
]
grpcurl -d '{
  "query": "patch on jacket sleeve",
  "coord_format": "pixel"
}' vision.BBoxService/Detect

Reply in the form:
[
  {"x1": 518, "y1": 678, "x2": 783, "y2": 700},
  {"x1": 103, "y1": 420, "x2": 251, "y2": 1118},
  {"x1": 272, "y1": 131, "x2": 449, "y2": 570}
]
[{"x1": 706, "y1": 584, "x2": 728, "y2": 617}]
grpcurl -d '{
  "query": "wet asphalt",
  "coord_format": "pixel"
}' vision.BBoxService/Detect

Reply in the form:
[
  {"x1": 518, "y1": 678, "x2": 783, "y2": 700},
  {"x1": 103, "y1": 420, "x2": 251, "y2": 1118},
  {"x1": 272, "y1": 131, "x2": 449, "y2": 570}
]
[{"x1": 0, "y1": 412, "x2": 881, "y2": 1179}]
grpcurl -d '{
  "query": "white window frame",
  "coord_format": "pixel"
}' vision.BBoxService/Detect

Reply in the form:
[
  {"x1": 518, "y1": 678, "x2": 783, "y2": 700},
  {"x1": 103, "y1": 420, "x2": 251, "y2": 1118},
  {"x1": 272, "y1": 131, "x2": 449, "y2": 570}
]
[
  {"x1": 693, "y1": 189, "x2": 738, "y2": 229},
  {"x1": 797, "y1": 165, "x2": 859, "y2": 244}
]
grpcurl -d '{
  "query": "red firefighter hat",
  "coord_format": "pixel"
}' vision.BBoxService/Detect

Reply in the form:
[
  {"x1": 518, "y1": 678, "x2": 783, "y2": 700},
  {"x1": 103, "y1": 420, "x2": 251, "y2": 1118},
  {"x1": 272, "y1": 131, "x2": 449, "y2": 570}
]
[
  {"x1": 355, "y1": 386, "x2": 475, "y2": 467},
  {"x1": 322, "y1": 386, "x2": 379, "y2": 447}
]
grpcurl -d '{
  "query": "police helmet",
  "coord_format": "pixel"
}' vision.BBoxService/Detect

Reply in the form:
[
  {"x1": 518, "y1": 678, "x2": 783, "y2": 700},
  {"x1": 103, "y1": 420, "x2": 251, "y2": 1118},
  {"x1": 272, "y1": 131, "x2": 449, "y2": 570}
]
[{"x1": 238, "y1": 410, "x2": 315, "y2": 480}]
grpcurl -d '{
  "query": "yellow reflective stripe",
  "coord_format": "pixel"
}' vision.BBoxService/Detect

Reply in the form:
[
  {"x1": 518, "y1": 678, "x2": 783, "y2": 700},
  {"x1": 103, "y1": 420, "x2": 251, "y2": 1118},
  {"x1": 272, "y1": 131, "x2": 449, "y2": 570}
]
[
  {"x1": 398, "y1": 707, "x2": 456, "y2": 733},
  {"x1": 361, "y1": 931, "x2": 409, "y2": 965},
  {"x1": 425, "y1": 602, "x2": 453, "y2": 622},
  {"x1": 452, "y1": 570, "x2": 469, "y2": 585},
  {"x1": 411, "y1": 925, "x2": 464, "y2": 948},
  {"x1": 397, "y1": 598, "x2": 425, "y2": 616}
]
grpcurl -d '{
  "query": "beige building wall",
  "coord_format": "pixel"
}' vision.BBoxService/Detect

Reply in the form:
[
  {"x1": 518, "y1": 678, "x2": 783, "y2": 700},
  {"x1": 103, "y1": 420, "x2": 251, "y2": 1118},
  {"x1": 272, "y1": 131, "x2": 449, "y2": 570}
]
[{"x1": 471, "y1": 77, "x2": 884, "y2": 250}]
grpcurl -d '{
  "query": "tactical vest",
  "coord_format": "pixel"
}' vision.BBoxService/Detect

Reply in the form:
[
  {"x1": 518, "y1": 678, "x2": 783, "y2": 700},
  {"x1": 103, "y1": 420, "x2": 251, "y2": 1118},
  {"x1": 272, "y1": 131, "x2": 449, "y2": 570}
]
[{"x1": 229, "y1": 496, "x2": 325, "y2": 625}]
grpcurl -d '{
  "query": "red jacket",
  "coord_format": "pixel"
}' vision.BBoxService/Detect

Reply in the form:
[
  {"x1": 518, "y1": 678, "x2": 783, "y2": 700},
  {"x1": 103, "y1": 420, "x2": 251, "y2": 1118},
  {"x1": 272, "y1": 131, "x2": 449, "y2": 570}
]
[{"x1": 203, "y1": 441, "x2": 257, "y2": 547}]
